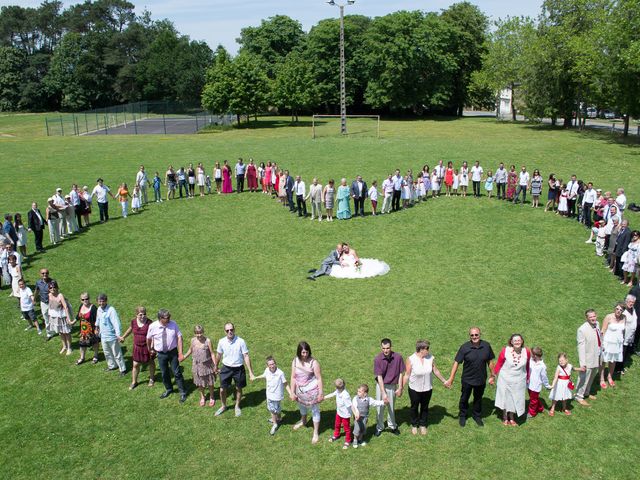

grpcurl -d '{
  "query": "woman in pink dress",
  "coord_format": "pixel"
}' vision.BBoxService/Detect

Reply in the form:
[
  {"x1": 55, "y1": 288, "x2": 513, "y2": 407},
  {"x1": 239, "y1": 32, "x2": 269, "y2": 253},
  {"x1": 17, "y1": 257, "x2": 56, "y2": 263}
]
[
  {"x1": 264, "y1": 161, "x2": 272, "y2": 194},
  {"x1": 246, "y1": 158, "x2": 258, "y2": 192},
  {"x1": 222, "y1": 160, "x2": 233, "y2": 194},
  {"x1": 290, "y1": 341, "x2": 324, "y2": 444}
]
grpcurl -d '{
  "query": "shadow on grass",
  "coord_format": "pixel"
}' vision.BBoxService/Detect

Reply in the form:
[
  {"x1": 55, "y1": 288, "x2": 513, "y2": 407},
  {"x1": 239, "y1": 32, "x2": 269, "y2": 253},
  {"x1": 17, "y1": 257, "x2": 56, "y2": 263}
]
[{"x1": 521, "y1": 123, "x2": 640, "y2": 150}]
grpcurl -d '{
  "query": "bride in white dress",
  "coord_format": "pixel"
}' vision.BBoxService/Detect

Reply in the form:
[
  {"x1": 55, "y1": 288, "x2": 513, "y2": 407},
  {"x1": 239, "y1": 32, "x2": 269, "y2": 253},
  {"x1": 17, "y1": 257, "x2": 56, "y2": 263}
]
[{"x1": 329, "y1": 244, "x2": 390, "y2": 279}]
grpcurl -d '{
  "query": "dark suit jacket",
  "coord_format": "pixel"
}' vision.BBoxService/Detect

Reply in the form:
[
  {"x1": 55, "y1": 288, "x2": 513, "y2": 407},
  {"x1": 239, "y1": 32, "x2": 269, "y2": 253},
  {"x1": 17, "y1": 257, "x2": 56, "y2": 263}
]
[
  {"x1": 284, "y1": 176, "x2": 294, "y2": 193},
  {"x1": 615, "y1": 227, "x2": 631, "y2": 256},
  {"x1": 350, "y1": 181, "x2": 368, "y2": 199},
  {"x1": 28, "y1": 209, "x2": 46, "y2": 231}
]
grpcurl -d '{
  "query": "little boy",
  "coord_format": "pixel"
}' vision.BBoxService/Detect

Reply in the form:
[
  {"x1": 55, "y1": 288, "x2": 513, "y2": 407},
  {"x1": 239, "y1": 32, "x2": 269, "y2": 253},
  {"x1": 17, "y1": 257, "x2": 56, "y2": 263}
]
[
  {"x1": 253, "y1": 356, "x2": 290, "y2": 435},
  {"x1": 351, "y1": 384, "x2": 387, "y2": 448},
  {"x1": 18, "y1": 278, "x2": 41, "y2": 334},
  {"x1": 152, "y1": 172, "x2": 163, "y2": 203},
  {"x1": 325, "y1": 378, "x2": 352, "y2": 449},
  {"x1": 205, "y1": 175, "x2": 212, "y2": 194},
  {"x1": 527, "y1": 346, "x2": 551, "y2": 418}
]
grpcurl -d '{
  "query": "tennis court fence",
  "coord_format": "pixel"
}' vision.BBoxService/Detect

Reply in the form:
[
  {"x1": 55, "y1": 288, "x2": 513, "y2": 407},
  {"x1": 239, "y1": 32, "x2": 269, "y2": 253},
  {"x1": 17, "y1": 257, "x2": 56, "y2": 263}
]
[{"x1": 44, "y1": 101, "x2": 234, "y2": 136}]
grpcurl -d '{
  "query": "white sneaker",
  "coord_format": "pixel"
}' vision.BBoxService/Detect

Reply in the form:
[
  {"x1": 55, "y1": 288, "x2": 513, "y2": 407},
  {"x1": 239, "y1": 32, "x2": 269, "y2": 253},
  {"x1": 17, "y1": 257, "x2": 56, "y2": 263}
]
[
  {"x1": 270, "y1": 423, "x2": 279, "y2": 435},
  {"x1": 235, "y1": 406, "x2": 242, "y2": 417},
  {"x1": 353, "y1": 442, "x2": 359, "y2": 449},
  {"x1": 24, "y1": 325, "x2": 33, "y2": 331}
]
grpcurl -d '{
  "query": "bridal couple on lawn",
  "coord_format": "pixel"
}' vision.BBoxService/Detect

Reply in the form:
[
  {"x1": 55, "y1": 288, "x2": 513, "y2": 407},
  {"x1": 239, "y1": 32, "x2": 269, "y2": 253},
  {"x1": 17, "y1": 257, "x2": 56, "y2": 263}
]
[{"x1": 307, "y1": 242, "x2": 390, "y2": 280}]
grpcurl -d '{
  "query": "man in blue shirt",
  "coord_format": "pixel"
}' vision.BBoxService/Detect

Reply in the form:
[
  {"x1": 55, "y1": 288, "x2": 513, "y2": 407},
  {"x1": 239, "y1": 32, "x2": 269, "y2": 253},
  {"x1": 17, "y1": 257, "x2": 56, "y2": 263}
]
[
  {"x1": 3, "y1": 214, "x2": 18, "y2": 245},
  {"x1": 96, "y1": 293, "x2": 127, "y2": 375}
]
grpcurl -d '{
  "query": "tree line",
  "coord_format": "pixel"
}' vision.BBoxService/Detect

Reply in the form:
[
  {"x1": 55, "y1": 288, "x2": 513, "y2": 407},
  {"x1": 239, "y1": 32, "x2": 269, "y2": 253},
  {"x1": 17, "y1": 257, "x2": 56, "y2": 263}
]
[
  {"x1": 0, "y1": 0, "x2": 212, "y2": 111},
  {"x1": 1, "y1": 0, "x2": 638, "y2": 136}
]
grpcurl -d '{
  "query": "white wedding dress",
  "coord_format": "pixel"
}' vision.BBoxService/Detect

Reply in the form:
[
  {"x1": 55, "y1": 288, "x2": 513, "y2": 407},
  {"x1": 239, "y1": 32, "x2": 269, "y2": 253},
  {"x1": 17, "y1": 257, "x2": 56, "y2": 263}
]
[{"x1": 329, "y1": 253, "x2": 390, "y2": 279}]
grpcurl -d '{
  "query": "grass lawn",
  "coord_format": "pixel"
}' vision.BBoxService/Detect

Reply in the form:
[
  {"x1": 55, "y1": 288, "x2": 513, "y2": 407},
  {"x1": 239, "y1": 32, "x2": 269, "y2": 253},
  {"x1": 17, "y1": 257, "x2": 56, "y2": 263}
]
[{"x1": 1, "y1": 115, "x2": 639, "y2": 479}]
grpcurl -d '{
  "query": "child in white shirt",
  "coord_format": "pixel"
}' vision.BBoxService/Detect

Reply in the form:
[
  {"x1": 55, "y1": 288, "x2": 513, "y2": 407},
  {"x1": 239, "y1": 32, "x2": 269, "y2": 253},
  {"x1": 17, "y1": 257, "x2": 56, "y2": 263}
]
[
  {"x1": 527, "y1": 346, "x2": 550, "y2": 418},
  {"x1": 18, "y1": 278, "x2": 41, "y2": 333},
  {"x1": 351, "y1": 384, "x2": 386, "y2": 448},
  {"x1": 253, "y1": 356, "x2": 291, "y2": 435},
  {"x1": 452, "y1": 169, "x2": 460, "y2": 196},
  {"x1": 325, "y1": 378, "x2": 352, "y2": 449}
]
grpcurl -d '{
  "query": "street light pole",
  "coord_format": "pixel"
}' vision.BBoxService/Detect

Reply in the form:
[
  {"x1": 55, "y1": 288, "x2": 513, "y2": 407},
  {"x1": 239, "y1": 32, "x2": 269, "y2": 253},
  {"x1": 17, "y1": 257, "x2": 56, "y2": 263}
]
[{"x1": 328, "y1": 0, "x2": 354, "y2": 135}]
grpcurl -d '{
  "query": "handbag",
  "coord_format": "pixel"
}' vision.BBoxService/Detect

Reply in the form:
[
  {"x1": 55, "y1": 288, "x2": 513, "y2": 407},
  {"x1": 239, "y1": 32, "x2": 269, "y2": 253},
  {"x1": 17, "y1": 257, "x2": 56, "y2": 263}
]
[{"x1": 561, "y1": 366, "x2": 574, "y2": 390}]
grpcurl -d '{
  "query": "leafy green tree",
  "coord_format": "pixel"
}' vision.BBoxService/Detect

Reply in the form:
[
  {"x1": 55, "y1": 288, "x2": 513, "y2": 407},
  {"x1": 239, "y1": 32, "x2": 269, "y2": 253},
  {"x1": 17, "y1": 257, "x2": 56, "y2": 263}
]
[
  {"x1": 228, "y1": 53, "x2": 271, "y2": 123},
  {"x1": 363, "y1": 11, "x2": 457, "y2": 113},
  {"x1": 237, "y1": 15, "x2": 304, "y2": 78},
  {"x1": 0, "y1": 45, "x2": 25, "y2": 110},
  {"x1": 305, "y1": 15, "x2": 370, "y2": 113},
  {"x1": 477, "y1": 16, "x2": 536, "y2": 120},
  {"x1": 441, "y1": 2, "x2": 489, "y2": 116},
  {"x1": 201, "y1": 45, "x2": 233, "y2": 115},
  {"x1": 272, "y1": 50, "x2": 318, "y2": 122}
]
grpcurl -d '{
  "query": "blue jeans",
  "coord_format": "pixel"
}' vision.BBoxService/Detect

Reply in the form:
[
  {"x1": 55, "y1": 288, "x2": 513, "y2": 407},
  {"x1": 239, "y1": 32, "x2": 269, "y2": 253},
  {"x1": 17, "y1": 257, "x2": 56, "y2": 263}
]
[{"x1": 153, "y1": 187, "x2": 162, "y2": 202}]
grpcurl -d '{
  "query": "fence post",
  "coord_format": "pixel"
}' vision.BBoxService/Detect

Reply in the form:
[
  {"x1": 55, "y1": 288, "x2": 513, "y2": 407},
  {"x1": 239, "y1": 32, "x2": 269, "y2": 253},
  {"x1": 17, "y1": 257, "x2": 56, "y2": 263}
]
[
  {"x1": 96, "y1": 113, "x2": 100, "y2": 132},
  {"x1": 104, "y1": 114, "x2": 109, "y2": 135},
  {"x1": 611, "y1": 122, "x2": 615, "y2": 132},
  {"x1": 59, "y1": 116, "x2": 64, "y2": 136},
  {"x1": 123, "y1": 109, "x2": 127, "y2": 129},
  {"x1": 163, "y1": 113, "x2": 167, "y2": 134},
  {"x1": 85, "y1": 113, "x2": 89, "y2": 134},
  {"x1": 72, "y1": 114, "x2": 77, "y2": 135},
  {"x1": 45, "y1": 118, "x2": 49, "y2": 136},
  {"x1": 133, "y1": 113, "x2": 138, "y2": 134},
  {"x1": 195, "y1": 112, "x2": 199, "y2": 132},
  {"x1": 75, "y1": 115, "x2": 79, "y2": 136}
]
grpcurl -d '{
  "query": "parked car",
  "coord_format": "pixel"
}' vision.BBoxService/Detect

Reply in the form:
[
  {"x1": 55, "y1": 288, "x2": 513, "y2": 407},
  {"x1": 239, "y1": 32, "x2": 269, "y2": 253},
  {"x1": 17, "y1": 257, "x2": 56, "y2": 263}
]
[
  {"x1": 586, "y1": 107, "x2": 597, "y2": 118},
  {"x1": 601, "y1": 110, "x2": 616, "y2": 119}
]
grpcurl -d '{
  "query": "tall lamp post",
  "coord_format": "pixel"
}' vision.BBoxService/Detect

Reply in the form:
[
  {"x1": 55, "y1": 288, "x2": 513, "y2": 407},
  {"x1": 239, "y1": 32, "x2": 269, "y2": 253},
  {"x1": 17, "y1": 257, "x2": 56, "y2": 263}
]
[{"x1": 327, "y1": 0, "x2": 354, "y2": 135}]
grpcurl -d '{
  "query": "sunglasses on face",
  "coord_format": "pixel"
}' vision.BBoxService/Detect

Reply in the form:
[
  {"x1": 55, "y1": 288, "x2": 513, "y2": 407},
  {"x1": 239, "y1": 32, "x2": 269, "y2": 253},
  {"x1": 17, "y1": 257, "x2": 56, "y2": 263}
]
[{"x1": 225, "y1": 328, "x2": 234, "y2": 333}]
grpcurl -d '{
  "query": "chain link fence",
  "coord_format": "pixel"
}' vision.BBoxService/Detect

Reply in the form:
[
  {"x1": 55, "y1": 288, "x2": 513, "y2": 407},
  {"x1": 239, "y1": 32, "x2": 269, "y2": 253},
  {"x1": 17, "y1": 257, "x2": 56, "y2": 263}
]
[{"x1": 45, "y1": 101, "x2": 234, "y2": 136}]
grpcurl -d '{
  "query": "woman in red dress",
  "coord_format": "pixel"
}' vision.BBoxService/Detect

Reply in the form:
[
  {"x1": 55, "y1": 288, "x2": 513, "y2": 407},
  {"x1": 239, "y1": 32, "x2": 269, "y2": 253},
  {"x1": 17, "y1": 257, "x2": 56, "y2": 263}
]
[
  {"x1": 506, "y1": 164, "x2": 517, "y2": 201},
  {"x1": 264, "y1": 161, "x2": 272, "y2": 193},
  {"x1": 120, "y1": 306, "x2": 155, "y2": 390},
  {"x1": 246, "y1": 158, "x2": 258, "y2": 192},
  {"x1": 222, "y1": 160, "x2": 233, "y2": 194},
  {"x1": 444, "y1": 161, "x2": 455, "y2": 197}
]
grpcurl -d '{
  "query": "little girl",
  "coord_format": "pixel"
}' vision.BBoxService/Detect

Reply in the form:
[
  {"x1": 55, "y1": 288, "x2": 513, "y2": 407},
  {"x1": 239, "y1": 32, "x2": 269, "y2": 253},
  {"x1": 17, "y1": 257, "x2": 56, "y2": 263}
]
[
  {"x1": 452, "y1": 169, "x2": 459, "y2": 196},
  {"x1": 182, "y1": 325, "x2": 216, "y2": 406},
  {"x1": 401, "y1": 176, "x2": 411, "y2": 208},
  {"x1": 557, "y1": 185, "x2": 569, "y2": 216},
  {"x1": 325, "y1": 378, "x2": 353, "y2": 449},
  {"x1": 131, "y1": 185, "x2": 141, "y2": 213},
  {"x1": 484, "y1": 171, "x2": 494, "y2": 199},
  {"x1": 14, "y1": 213, "x2": 28, "y2": 258},
  {"x1": 549, "y1": 353, "x2": 580, "y2": 416},
  {"x1": 118, "y1": 183, "x2": 131, "y2": 218},
  {"x1": 205, "y1": 175, "x2": 212, "y2": 194},
  {"x1": 431, "y1": 170, "x2": 440, "y2": 198},
  {"x1": 416, "y1": 172, "x2": 426, "y2": 201},
  {"x1": 368, "y1": 181, "x2": 379, "y2": 216},
  {"x1": 412, "y1": 180, "x2": 419, "y2": 204},
  {"x1": 152, "y1": 172, "x2": 163, "y2": 203}
]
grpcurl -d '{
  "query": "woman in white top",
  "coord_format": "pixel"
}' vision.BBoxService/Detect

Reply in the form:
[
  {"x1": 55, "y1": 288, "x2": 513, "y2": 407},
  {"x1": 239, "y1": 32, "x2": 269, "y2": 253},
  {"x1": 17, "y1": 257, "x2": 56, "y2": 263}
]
[
  {"x1": 494, "y1": 334, "x2": 530, "y2": 425},
  {"x1": 213, "y1": 162, "x2": 222, "y2": 194},
  {"x1": 402, "y1": 339, "x2": 447, "y2": 435},
  {"x1": 600, "y1": 303, "x2": 626, "y2": 388},
  {"x1": 196, "y1": 162, "x2": 206, "y2": 197}
]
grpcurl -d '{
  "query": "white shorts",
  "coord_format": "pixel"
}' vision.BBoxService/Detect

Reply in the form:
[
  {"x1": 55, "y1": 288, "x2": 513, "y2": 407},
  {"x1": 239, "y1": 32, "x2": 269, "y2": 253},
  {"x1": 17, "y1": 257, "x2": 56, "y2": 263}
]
[
  {"x1": 298, "y1": 402, "x2": 321, "y2": 422},
  {"x1": 267, "y1": 399, "x2": 281, "y2": 414}
]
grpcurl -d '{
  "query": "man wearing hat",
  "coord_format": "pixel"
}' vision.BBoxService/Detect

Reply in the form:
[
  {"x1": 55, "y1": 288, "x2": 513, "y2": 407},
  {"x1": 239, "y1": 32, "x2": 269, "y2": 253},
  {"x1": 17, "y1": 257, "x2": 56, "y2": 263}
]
[
  {"x1": 91, "y1": 178, "x2": 115, "y2": 223},
  {"x1": 581, "y1": 182, "x2": 597, "y2": 228}
]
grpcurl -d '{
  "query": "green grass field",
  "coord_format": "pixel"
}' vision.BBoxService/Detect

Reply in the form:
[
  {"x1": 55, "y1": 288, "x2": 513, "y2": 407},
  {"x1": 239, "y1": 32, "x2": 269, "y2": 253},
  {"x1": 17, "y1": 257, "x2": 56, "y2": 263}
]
[{"x1": 1, "y1": 114, "x2": 639, "y2": 479}]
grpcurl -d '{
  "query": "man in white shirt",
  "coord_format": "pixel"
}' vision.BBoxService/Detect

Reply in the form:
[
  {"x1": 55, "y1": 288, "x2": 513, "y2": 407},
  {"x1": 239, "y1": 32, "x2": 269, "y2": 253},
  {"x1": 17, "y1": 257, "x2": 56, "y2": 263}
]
[
  {"x1": 69, "y1": 184, "x2": 83, "y2": 229},
  {"x1": 52, "y1": 188, "x2": 68, "y2": 237},
  {"x1": 566, "y1": 175, "x2": 579, "y2": 218},
  {"x1": 294, "y1": 175, "x2": 307, "y2": 217},
  {"x1": 215, "y1": 323, "x2": 255, "y2": 417},
  {"x1": 513, "y1": 165, "x2": 530, "y2": 204},
  {"x1": 235, "y1": 158, "x2": 246, "y2": 193},
  {"x1": 470, "y1": 161, "x2": 483, "y2": 197},
  {"x1": 392, "y1": 169, "x2": 402, "y2": 211},
  {"x1": 381, "y1": 174, "x2": 394, "y2": 214},
  {"x1": 91, "y1": 178, "x2": 114, "y2": 223},
  {"x1": 494, "y1": 163, "x2": 507, "y2": 200},
  {"x1": 582, "y1": 182, "x2": 597, "y2": 228},
  {"x1": 135, "y1": 165, "x2": 150, "y2": 205}
]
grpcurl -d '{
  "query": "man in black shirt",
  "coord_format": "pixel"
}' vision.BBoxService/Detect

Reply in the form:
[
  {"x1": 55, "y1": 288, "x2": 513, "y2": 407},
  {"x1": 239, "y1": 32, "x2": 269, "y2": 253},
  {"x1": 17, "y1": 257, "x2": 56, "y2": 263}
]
[{"x1": 445, "y1": 327, "x2": 495, "y2": 427}]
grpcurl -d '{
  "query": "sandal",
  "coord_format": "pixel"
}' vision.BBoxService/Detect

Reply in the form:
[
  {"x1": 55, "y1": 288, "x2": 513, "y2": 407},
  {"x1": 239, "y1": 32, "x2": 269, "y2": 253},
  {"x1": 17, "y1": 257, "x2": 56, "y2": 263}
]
[
  {"x1": 76, "y1": 358, "x2": 85, "y2": 366},
  {"x1": 92, "y1": 357, "x2": 99, "y2": 364},
  {"x1": 508, "y1": 420, "x2": 517, "y2": 426},
  {"x1": 199, "y1": 397, "x2": 205, "y2": 407},
  {"x1": 608, "y1": 379, "x2": 616, "y2": 387},
  {"x1": 209, "y1": 398, "x2": 215, "y2": 407},
  {"x1": 502, "y1": 420, "x2": 509, "y2": 425},
  {"x1": 563, "y1": 409, "x2": 571, "y2": 416},
  {"x1": 600, "y1": 381, "x2": 608, "y2": 389},
  {"x1": 548, "y1": 410, "x2": 555, "y2": 417},
  {"x1": 129, "y1": 383, "x2": 138, "y2": 390},
  {"x1": 293, "y1": 420, "x2": 307, "y2": 431},
  {"x1": 148, "y1": 379, "x2": 155, "y2": 387}
]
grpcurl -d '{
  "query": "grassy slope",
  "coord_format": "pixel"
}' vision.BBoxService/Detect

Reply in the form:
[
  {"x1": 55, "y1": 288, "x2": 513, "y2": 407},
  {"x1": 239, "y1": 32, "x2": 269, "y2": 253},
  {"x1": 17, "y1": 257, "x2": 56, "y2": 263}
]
[{"x1": 0, "y1": 115, "x2": 638, "y2": 479}]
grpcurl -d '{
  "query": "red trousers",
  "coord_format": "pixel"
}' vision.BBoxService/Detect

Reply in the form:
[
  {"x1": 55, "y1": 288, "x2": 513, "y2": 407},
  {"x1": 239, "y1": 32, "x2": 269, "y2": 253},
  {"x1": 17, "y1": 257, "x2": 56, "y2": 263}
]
[
  {"x1": 528, "y1": 389, "x2": 544, "y2": 416},
  {"x1": 333, "y1": 414, "x2": 352, "y2": 443}
]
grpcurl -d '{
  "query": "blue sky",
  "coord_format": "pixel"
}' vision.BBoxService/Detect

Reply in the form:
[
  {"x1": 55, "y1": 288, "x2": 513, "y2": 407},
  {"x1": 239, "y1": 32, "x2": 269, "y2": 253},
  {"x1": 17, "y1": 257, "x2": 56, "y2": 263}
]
[{"x1": 2, "y1": 0, "x2": 543, "y2": 53}]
